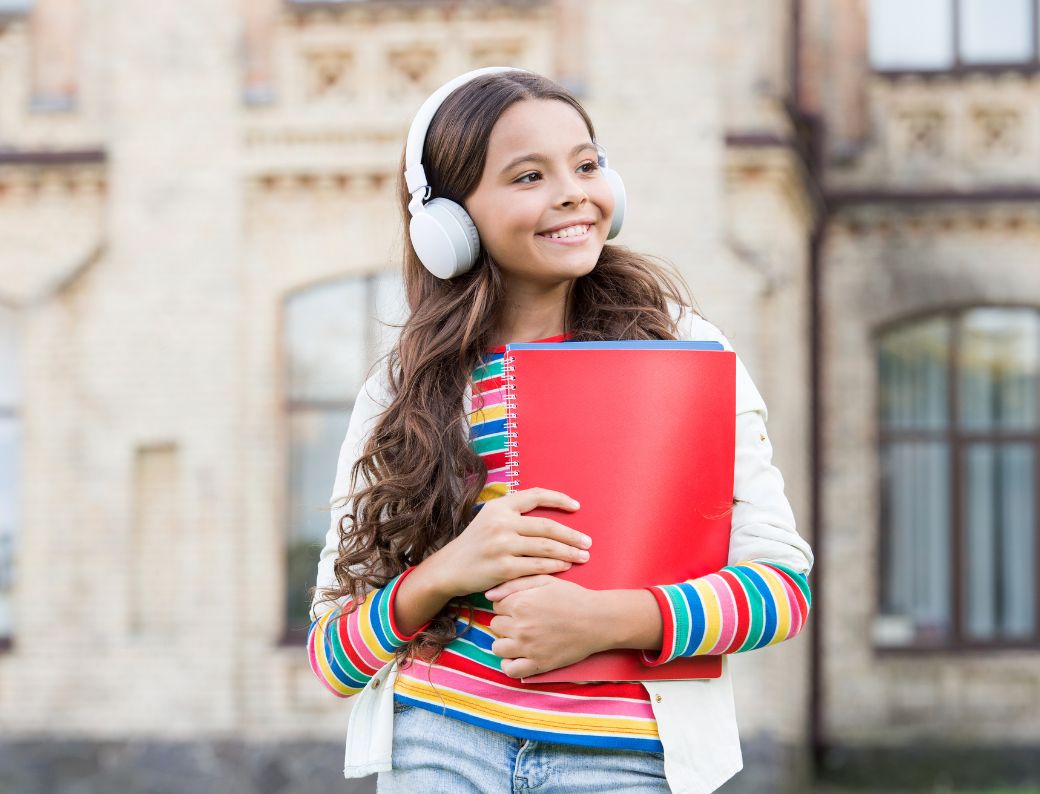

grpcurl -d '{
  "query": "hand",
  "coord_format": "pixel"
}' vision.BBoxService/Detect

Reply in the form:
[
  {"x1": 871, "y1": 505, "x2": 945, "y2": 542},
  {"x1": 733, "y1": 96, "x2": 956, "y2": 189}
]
[
  {"x1": 485, "y1": 574, "x2": 606, "y2": 679},
  {"x1": 428, "y1": 488, "x2": 592, "y2": 599}
]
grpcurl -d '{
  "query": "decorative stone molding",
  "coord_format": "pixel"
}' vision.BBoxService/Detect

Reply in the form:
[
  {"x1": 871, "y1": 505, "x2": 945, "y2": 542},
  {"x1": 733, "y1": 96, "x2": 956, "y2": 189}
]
[
  {"x1": 385, "y1": 44, "x2": 440, "y2": 101},
  {"x1": 242, "y1": 3, "x2": 553, "y2": 192},
  {"x1": 0, "y1": 158, "x2": 106, "y2": 306},
  {"x1": 970, "y1": 105, "x2": 1023, "y2": 159},
  {"x1": 831, "y1": 72, "x2": 1040, "y2": 189},
  {"x1": 894, "y1": 106, "x2": 947, "y2": 159},
  {"x1": 301, "y1": 45, "x2": 357, "y2": 103},
  {"x1": 829, "y1": 203, "x2": 1040, "y2": 238}
]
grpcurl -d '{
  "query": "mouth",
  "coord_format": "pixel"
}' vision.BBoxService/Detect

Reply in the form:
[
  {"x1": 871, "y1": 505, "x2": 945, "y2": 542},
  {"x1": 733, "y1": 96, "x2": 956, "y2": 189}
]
[{"x1": 535, "y1": 222, "x2": 595, "y2": 246}]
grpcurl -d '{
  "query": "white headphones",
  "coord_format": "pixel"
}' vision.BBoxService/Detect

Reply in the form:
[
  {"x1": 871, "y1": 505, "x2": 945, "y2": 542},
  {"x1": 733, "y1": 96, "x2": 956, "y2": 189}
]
[{"x1": 404, "y1": 66, "x2": 627, "y2": 280}]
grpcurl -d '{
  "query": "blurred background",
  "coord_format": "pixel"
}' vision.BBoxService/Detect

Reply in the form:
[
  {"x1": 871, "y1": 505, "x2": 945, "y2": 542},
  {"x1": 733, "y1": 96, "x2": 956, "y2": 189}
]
[{"x1": 0, "y1": 0, "x2": 1038, "y2": 792}]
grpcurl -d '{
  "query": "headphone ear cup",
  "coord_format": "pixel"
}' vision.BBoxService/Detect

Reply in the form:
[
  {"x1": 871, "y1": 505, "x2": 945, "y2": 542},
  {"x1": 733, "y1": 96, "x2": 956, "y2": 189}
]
[
  {"x1": 600, "y1": 166, "x2": 626, "y2": 240},
  {"x1": 408, "y1": 197, "x2": 481, "y2": 279}
]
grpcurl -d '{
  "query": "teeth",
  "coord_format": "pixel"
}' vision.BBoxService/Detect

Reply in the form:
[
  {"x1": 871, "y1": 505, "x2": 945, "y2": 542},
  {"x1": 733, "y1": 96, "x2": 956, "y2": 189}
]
[{"x1": 544, "y1": 224, "x2": 590, "y2": 239}]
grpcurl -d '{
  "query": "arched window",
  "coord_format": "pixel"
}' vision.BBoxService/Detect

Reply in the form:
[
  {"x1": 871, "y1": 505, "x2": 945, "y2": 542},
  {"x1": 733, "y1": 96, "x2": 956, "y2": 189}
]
[
  {"x1": 876, "y1": 307, "x2": 1039, "y2": 649},
  {"x1": 0, "y1": 304, "x2": 19, "y2": 648},
  {"x1": 282, "y1": 271, "x2": 407, "y2": 641}
]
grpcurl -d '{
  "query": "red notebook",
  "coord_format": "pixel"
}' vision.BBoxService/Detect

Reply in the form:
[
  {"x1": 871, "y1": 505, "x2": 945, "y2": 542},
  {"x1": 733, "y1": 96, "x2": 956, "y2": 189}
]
[{"x1": 498, "y1": 340, "x2": 736, "y2": 683}]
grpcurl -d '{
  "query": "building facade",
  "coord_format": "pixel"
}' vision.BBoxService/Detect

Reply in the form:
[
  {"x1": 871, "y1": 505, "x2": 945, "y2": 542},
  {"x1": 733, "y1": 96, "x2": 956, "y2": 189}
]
[
  {"x1": 802, "y1": 0, "x2": 1040, "y2": 787},
  {"x1": 0, "y1": 0, "x2": 1036, "y2": 791}
]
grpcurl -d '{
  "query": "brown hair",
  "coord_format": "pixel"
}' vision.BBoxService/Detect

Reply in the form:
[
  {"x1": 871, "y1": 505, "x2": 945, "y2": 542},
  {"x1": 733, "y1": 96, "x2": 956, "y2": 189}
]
[{"x1": 310, "y1": 70, "x2": 709, "y2": 671}]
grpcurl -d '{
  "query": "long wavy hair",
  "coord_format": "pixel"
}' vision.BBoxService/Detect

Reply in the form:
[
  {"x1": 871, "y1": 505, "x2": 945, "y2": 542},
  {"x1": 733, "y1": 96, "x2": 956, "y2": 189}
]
[{"x1": 310, "y1": 70, "x2": 713, "y2": 671}]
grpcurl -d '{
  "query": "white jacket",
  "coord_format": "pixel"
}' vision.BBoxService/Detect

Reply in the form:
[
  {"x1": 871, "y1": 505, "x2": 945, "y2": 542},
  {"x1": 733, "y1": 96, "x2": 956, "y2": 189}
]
[{"x1": 312, "y1": 304, "x2": 815, "y2": 794}]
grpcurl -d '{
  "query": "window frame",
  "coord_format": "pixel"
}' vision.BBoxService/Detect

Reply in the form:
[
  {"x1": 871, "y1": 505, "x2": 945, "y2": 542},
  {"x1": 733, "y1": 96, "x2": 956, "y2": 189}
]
[
  {"x1": 874, "y1": 304, "x2": 1040, "y2": 654},
  {"x1": 870, "y1": 0, "x2": 1040, "y2": 77},
  {"x1": 277, "y1": 271, "x2": 405, "y2": 647}
]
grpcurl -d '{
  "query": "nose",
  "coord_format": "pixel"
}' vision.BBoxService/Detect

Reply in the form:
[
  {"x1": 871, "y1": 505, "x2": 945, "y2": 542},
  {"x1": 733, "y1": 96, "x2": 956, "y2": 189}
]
[{"x1": 556, "y1": 171, "x2": 588, "y2": 208}]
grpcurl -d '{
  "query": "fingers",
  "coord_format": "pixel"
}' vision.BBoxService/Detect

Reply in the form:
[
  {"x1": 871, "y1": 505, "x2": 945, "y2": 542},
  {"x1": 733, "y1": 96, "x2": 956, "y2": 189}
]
[
  {"x1": 510, "y1": 487, "x2": 580, "y2": 515},
  {"x1": 500, "y1": 657, "x2": 538, "y2": 679},
  {"x1": 515, "y1": 516, "x2": 592, "y2": 551},
  {"x1": 514, "y1": 535, "x2": 590, "y2": 564},
  {"x1": 513, "y1": 556, "x2": 573, "y2": 579},
  {"x1": 487, "y1": 574, "x2": 554, "y2": 602},
  {"x1": 488, "y1": 614, "x2": 514, "y2": 635},
  {"x1": 458, "y1": 488, "x2": 586, "y2": 596},
  {"x1": 491, "y1": 636, "x2": 523, "y2": 659},
  {"x1": 491, "y1": 636, "x2": 542, "y2": 679}
]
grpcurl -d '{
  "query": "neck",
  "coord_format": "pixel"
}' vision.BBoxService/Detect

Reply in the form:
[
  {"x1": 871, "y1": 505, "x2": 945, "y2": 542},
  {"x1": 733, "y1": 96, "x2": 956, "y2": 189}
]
[{"x1": 493, "y1": 280, "x2": 573, "y2": 347}]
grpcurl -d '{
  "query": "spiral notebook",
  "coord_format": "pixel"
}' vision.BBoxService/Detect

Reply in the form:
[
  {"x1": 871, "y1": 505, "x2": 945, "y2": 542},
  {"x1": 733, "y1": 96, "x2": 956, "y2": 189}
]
[{"x1": 497, "y1": 340, "x2": 736, "y2": 683}]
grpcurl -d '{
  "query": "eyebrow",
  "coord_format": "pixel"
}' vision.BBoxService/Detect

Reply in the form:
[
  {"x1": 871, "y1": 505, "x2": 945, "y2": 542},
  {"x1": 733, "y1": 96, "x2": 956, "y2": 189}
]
[{"x1": 499, "y1": 142, "x2": 598, "y2": 176}]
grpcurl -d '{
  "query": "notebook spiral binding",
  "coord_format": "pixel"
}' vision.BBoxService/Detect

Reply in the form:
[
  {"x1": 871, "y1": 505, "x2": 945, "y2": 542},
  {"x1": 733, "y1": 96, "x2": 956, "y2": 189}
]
[{"x1": 503, "y1": 351, "x2": 520, "y2": 491}]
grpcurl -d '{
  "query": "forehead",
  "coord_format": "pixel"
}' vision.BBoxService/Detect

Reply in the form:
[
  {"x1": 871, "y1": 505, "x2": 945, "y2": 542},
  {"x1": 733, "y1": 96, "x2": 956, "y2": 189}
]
[{"x1": 485, "y1": 99, "x2": 591, "y2": 162}]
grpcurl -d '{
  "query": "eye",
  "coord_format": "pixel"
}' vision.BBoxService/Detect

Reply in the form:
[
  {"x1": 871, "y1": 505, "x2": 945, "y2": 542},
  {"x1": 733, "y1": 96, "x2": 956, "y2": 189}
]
[{"x1": 513, "y1": 161, "x2": 600, "y2": 184}]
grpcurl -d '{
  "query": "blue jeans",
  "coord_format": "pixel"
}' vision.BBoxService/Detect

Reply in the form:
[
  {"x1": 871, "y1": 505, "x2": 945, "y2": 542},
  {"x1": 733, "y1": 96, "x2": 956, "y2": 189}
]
[{"x1": 377, "y1": 700, "x2": 671, "y2": 793}]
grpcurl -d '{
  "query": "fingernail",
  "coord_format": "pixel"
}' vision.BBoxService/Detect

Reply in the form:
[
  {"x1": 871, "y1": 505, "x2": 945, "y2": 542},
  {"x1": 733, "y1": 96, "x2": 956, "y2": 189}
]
[
  {"x1": 570, "y1": 499, "x2": 580, "y2": 508},
  {"x1": 581, "y1": 535, "x2": 592, "y2": 548},
  {"x1": 577, "y1": 550, "x2": 590, "y2": 561}
]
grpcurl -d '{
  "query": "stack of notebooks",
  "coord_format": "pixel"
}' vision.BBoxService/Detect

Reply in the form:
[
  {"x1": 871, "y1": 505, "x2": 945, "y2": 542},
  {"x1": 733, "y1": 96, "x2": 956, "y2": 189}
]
[{"x1": 499, "y1": 340, "x2": 736, "y2": 684}]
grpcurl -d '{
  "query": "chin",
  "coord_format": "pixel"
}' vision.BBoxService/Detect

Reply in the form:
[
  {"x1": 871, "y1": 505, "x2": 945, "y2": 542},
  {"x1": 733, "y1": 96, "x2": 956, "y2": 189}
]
[
  {"x1": 563, "y1": 257, "x2": 599, "y2": 282},
  {"x1": 524, "y1": 240, "x2": 603, "y2": 280},
  {"x1": 583, "y1": 251, "x2": 602, "y2": 270}
]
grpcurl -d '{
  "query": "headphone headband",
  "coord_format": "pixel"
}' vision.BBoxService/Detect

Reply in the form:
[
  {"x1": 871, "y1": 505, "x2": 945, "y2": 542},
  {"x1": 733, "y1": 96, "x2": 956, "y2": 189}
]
[{"x1": 405, "y1": 66, "x2": 530, "y2": 217}]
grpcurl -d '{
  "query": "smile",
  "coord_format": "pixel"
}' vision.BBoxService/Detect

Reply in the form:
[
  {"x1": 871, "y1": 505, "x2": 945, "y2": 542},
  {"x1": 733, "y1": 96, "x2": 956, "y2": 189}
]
[{"x1": 536, "y1": 224, "x2": 593, "y2": 245}]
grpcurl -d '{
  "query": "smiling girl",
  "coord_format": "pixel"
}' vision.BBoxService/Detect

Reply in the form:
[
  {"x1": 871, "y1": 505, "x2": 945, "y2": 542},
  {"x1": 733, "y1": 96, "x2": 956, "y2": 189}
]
[{"x1": 308, "y1": 67, "x2": 814, "y2": 794}]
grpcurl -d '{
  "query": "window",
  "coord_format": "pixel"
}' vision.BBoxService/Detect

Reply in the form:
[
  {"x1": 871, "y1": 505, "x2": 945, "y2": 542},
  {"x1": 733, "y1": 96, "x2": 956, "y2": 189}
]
[
  {"x1": 869, "y1": 0, "x2": 1040, "y2": 72},
  {"x1": 876, "y1": 308, "x2": 1039, "y2": 649},
  {"x1": 282, "y1": 271, "x2": 407, "y2": 640},
  {"x1": 0, "y1": 305, "x2": 19, "y2": 645}
]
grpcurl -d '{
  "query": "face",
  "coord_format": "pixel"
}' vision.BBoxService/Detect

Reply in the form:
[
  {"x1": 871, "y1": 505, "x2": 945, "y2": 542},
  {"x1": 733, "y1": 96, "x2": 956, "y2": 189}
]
[{"x1": 464, "y1": 98, "x2": 615, "y2": 293}]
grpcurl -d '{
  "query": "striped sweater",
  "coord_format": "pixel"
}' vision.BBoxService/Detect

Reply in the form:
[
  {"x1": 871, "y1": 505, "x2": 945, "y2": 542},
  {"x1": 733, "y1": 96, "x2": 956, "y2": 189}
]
[{"x1": 307, "y1": 332, "x2": 812, "y2": 752}]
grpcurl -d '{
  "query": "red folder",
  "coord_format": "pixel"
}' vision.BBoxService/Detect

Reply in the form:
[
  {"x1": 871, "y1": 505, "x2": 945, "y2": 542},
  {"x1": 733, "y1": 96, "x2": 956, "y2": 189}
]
[{"x1": 498, "y1": 341, "x2": 736, "y2": 683}]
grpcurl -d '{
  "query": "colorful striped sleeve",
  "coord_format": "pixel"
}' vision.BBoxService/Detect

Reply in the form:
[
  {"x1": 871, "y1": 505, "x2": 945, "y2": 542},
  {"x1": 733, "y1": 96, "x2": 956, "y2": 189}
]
[
  {"x1": 307, "y1": 566, "x2": 432, "y2": 697},
  {"x1": 639, "y1": 560, "x2": 811, "y2": 666}
]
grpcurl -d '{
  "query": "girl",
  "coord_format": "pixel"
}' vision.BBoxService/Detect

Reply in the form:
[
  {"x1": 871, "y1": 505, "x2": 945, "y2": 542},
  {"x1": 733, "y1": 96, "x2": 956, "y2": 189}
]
[{"x1": 307, "y1": 67, "x2": 814, "y2": 794}]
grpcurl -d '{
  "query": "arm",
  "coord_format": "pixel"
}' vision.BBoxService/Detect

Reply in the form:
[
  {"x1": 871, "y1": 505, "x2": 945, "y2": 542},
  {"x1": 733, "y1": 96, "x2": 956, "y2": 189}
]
[
  {"x1": 306, "y1": 373, "x2": 436, "y2": 698},
  {"x1": 636, "y1": 318, "x2": 815, "y2": 665},
  {"x1": 637, "y1": 559, "x2": 811, "y2": 665},
  {"x1": 308, "y1": 567, "x2": 432, "y2": 697},
  {"x1": 589, "y1": 557, "x2": 811, "y2": 661},
  {"x1": 591, "y1": 567, "x2": 809, "y2": 663},
  {"x1": 308, "y1": 545, "x2": 455, "y2": 698}
]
